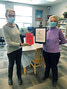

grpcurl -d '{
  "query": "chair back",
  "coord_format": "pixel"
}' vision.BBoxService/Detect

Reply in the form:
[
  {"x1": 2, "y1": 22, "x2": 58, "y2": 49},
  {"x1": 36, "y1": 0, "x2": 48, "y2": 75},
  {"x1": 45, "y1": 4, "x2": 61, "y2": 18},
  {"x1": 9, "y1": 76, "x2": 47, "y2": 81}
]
[
  {"x1": 30, "y1": 47, "x2": 45, "y2": 75},
  {"x1": 35, "y1": 47, "x2": 44, "y2": 63}
]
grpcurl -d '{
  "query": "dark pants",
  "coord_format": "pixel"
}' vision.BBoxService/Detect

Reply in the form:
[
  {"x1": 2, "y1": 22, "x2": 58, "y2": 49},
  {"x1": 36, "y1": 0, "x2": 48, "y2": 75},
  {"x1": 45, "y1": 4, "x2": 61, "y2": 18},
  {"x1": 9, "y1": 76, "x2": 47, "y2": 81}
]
[
  {"x1": 7, "y1": 48, "x2": 22, "y2": 79},
  {"x1": 43, "y1": 50, "x2": 60, "y2": 82}
]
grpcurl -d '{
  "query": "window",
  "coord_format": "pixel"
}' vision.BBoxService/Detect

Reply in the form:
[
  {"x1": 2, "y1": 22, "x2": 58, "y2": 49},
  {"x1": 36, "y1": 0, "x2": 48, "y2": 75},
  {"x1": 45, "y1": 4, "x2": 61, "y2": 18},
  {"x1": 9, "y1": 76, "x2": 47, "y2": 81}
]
[
  {"x1": 14, "y1": 5, "x2": 32, "y2": 28},
  {"x1": 23, "y1": 23, "x2": 31, "y2": 27},
  {"x1": 0, "y1": 4, "x2": 6, "y2": 28}
]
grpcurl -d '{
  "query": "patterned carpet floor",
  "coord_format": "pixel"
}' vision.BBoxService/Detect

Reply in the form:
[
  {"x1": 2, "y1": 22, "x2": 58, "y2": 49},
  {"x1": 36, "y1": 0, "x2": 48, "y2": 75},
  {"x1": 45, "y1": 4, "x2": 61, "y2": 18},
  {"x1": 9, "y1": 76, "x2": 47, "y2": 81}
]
[{"x1": 0, "y1": 45, "x2": 67, "y2": 89}]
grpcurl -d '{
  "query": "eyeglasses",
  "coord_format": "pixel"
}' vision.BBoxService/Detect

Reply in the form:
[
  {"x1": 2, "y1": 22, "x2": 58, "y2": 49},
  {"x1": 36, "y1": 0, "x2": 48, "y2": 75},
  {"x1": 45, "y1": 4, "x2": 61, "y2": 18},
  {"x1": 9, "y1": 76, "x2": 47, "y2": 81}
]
[{"x1": 8, "y1": 15, "x2": 15, "y2": 17}]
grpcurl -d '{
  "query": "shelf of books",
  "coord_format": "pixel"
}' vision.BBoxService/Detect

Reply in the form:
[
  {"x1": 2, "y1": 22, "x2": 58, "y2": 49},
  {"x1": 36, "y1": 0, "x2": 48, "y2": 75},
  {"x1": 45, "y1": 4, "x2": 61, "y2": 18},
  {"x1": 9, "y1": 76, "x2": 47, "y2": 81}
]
[{"x1": 58, "y1": 19, "x2": 67, "y2": 37}]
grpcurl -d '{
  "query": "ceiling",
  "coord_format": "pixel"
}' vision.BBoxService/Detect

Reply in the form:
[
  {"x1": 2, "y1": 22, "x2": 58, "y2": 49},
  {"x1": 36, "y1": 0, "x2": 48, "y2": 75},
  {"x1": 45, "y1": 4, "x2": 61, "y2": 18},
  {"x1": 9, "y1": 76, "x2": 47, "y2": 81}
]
[{"x1": 1, "y1": 0, "x2": 67, "y2": 6}]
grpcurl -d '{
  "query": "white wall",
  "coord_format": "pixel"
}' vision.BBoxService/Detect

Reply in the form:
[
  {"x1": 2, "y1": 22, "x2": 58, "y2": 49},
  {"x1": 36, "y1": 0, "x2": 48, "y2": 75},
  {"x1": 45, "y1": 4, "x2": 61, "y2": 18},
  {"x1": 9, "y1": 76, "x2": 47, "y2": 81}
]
[
  {"x1": 0, "y1": 1, "x2": 48, "y2": 27},
  {"x1": 1, "y1": 1, "x2": 67, "y2": 36},
  {"x1": 1, "y1": 1, "x2": 67, "y2": 29},
  {"x1": 32, "y1": 6, "x2": 48, "y2": 27},
  {"x1": 0, "y1": 1, "x2": 48, "y2": 36},
  {"x1": 49, "y1": 1, "x2": 67, "y2": 17}
]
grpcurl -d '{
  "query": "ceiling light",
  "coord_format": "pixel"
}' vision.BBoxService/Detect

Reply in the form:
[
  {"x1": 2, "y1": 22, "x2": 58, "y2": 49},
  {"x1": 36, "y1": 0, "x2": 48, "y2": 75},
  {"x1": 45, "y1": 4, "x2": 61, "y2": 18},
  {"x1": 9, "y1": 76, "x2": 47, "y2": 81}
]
[{"x1": 47, "y1": 0, "x2": 56, "y2": 2}]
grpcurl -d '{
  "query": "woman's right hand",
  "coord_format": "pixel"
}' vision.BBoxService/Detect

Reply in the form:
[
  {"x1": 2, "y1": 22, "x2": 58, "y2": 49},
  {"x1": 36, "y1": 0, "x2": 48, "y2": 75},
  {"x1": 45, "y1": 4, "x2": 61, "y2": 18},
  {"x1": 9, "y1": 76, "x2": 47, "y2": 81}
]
[{"x1": 20, "y1": 43, "x2": 31, "y2": 46}]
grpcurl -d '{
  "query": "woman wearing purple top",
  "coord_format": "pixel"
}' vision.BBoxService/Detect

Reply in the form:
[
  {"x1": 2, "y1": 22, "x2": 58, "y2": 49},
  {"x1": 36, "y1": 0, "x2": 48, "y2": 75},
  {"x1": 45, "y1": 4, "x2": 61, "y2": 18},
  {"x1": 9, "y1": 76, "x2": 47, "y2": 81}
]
[{"x1": 42, "y1": 15, "x2": 66, "y2": 87}]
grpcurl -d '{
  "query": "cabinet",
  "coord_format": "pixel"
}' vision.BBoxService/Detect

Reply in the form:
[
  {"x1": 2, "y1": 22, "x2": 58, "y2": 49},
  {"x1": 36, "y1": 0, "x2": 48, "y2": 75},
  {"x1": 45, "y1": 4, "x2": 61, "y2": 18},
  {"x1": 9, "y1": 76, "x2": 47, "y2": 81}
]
[{"x1": 58, "y1": 19, "x2": 67, "y2": 38}]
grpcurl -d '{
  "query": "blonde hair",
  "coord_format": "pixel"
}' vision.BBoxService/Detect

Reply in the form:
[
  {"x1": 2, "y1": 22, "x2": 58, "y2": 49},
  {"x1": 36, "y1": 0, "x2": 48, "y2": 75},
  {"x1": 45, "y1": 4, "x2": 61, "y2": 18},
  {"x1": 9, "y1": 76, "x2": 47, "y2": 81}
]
[
  {"x1": 5, "y1": 8, "x2": 15, "y2": 17},
  {"x1": 49, "y1": 15, "x2": 59, "y2": 26}
]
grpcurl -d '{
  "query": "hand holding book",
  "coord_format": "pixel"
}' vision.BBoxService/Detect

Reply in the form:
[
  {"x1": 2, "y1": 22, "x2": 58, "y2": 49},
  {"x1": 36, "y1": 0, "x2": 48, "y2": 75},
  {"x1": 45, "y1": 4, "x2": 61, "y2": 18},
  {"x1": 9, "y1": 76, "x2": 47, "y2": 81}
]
[{"x1": 20, "y1": 43, "x2": 31, "y2": 46}]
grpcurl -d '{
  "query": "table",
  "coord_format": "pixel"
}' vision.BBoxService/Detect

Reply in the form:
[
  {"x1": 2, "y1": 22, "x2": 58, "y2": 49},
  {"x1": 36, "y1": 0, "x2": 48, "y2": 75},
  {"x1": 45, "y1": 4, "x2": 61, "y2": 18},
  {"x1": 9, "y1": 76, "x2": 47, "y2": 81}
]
[{"x1": 21, "y1": 43, "x2": 43, "y2": 74}]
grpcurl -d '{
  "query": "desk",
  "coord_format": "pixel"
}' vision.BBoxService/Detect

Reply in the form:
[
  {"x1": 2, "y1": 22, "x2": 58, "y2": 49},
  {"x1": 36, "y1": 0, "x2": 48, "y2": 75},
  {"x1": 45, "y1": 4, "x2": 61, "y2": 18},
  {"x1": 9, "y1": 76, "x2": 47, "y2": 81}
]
[{"x1": 21, "y1": 43, "x2": 43, "y2": 74}]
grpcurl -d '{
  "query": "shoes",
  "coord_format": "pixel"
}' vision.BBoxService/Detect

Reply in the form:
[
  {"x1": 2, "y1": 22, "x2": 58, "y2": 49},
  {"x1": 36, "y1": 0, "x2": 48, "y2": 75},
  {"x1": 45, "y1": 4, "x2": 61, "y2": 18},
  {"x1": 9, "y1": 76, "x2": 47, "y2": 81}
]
[
  {"x1": 8, "y1": 78, "x2": 23, "y2": 85},
  {"x1": 18, "y1": 78, "x2": 23, "y2": 85},
  {"x1": 52, "y1": 81, "x2": 57, "y2": 87},
  {"x1": 42, "y1": 76, "x2": 48, "y2": 80},
  {"x1": 8, "y1": 78, "x2": 13, "y2": 85}
]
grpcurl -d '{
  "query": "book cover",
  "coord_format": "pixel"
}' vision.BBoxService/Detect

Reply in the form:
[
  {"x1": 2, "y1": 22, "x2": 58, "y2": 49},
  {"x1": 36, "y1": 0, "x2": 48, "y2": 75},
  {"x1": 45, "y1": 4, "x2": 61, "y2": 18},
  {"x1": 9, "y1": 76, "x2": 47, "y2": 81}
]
[{"x1": 25, "y1": 33, "x2": 34, "y2": 45}]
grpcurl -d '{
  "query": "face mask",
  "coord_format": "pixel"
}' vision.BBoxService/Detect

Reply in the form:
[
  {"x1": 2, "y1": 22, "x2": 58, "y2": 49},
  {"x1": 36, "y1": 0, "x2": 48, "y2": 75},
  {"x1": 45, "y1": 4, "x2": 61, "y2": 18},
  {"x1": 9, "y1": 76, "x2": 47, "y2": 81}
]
[
  {"x1": 50, "y1": 22, "x2": 56, "y2": 27},
  {"x1": 8, "y1": 17, "x2": 15, "y2": 24}
]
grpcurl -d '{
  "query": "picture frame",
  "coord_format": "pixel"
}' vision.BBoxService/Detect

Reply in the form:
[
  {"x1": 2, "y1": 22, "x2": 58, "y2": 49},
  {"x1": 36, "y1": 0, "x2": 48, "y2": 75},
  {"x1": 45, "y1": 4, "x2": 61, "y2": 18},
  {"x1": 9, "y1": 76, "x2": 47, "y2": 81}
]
[
  {"x1": 35, "y1": 10, "x2": 43, "y2": 21},
  {"x1": 35, "y1": 28, "x2": 46, "y2": 43}
]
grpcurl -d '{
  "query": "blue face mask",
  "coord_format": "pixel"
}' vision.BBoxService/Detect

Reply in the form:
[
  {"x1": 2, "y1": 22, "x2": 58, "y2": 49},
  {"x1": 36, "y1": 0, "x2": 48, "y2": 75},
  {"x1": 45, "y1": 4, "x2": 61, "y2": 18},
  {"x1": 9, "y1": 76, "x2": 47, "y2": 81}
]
[
  {"x1": 50, "y1": 22, "x2": 56, "y2": 27},
  {"x1": 8, "y1": 17, "x2": 15, "y2": 24}
]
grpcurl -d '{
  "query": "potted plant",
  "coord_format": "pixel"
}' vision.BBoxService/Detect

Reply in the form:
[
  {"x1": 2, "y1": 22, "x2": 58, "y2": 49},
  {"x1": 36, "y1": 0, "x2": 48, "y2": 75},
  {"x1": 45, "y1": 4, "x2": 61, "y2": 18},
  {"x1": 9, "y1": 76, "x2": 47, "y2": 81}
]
[
  {"x1": 63, "y1": 12, "x2": 67, "y2": 18},
  {"x1": 58, "y1": 17, "x2": 65, "y2": 20}
]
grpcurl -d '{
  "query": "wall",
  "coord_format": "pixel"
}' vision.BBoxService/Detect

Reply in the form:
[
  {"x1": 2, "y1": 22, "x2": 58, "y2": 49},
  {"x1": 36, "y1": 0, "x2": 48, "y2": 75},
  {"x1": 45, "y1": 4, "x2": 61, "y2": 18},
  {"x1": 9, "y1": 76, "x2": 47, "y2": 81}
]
[
  {"x1": 32, "y1": 5, "x2": 48, "y2": 27},
  {"x1": 0, "y1": 1, "x2": 48, "y2": 27},
  {"x1": 0, "y1": 1, "x2": 48, "y2": 36},
  {"x1": 10, "y1": 2, "x2": 48, "y2": 27},
  {"x1": 49, "y1": 1, "x2": 67, "y2": 17},
  {"x1": 1, "y1": 1, "x2": 67, "y2": 36}
]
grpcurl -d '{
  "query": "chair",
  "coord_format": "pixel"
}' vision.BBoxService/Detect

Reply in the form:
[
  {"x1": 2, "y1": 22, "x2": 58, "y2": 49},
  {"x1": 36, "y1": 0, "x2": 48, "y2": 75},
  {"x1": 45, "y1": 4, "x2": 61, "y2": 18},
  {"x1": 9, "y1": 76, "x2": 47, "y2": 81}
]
[
  {"x1": 0, "y1": 37, "x2": 5, "y2": 46},
  {"x1": 30, "y1": 47, "x2": 45, "y2": 75}
]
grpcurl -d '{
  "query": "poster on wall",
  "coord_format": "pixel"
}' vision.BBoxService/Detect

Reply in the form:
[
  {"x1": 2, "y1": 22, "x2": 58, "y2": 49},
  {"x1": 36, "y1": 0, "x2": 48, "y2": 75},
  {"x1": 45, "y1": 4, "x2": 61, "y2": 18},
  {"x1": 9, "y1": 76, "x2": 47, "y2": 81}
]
[{"x1": 35, "y1": 10, "x2": 43, "y2": 21}]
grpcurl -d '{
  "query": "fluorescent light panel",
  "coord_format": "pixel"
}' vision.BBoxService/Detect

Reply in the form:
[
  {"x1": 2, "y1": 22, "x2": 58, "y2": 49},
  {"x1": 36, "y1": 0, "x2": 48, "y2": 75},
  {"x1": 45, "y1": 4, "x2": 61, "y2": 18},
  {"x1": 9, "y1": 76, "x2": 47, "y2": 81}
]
[{"x1": 47, "y1": 0, "x2": 56, "y2": 2}]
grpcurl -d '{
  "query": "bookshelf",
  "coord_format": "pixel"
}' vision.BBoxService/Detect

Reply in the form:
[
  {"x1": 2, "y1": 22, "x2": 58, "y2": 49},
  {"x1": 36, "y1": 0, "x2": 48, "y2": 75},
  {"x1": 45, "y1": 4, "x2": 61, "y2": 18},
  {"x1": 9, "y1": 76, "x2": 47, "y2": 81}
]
[
  {"x1": 58, "y1": 19, "x2": 67, "y2": 37},
  {"x1": 65, "y1": 24, "x2": 67, "y2": 39}
]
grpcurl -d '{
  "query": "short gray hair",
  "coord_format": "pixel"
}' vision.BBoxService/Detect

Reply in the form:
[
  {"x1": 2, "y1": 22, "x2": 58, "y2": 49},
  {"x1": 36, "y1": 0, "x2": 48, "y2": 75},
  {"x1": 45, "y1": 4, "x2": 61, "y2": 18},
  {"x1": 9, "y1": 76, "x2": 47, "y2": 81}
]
[{"x1": 5, "y1": 8, "x2": 15, "y2": 17}]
